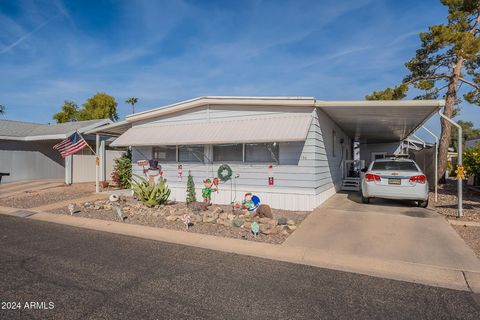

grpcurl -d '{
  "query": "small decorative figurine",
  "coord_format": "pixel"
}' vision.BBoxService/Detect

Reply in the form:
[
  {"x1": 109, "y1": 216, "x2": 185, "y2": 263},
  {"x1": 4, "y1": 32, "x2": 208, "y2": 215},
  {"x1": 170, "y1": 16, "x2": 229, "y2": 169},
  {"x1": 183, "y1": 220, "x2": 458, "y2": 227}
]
[
  {"x1": 242, "y1": 193, "x2": 261, "y2": 212},
  {"x1": 251, "y1": 221, "x2": 260, "y2": 237},
  {"x1": 202, "y1": 178, "x2": 217, "y2": 205},
  {"x1": 181, "y1": 214, "x2": 192, "y2": 229},
  {"x1": 68, "y1": 203, "x2": 75, "y2": 215}
]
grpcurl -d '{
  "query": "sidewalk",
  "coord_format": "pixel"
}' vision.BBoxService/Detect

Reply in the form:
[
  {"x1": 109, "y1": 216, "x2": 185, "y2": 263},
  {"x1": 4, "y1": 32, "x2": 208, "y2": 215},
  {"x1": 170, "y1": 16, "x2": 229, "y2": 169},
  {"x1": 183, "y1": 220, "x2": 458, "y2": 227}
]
[{"x1": 1, "y1": 206, "x2": 479, "y2": 293}]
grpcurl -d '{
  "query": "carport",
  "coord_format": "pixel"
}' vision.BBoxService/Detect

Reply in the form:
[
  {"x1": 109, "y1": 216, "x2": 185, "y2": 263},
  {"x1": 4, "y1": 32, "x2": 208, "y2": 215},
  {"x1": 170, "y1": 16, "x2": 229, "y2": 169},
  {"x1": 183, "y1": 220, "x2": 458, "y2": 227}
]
[{"x1": 315, "y1": 99, "x2": 463, "y2": 217}]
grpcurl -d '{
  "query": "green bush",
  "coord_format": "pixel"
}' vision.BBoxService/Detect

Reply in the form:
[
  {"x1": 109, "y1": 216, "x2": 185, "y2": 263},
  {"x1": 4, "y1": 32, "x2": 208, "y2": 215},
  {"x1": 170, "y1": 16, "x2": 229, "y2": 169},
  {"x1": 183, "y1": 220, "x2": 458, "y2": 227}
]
[
  {"x1": 464, "y1": 145, "x2": 480, "y2": 181},
  {"x1": 131, "y1": 175, "x2": 171, "y2": 207},
  {"x1": 111, "y1": 149, "x2": 132, "y2": 189}
]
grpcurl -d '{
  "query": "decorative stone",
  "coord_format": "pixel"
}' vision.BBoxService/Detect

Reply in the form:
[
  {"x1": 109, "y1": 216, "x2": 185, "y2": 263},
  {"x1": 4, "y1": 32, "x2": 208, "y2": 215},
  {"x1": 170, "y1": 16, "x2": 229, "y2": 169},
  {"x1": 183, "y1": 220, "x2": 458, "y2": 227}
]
[
  {"x1": 258, "y1": 217, "x2": 274, "y2": 224},
  {"x1": 211, "y1": 207, "x2": 224, "y2": 215},
  {"x1": 287, "y1": 225, "x2": 297, "y2": 232},
  {"x1": 166, "y1": 215, "x2": 178, "y2": 222},
  {"x1": 227, "y1": 214, "x2": 235, "y2": 221},
  {"x1": 232, "y1": 219, "x2": 245, "y2": 227},
  {"x1": 123, "y1": 207, "x2": 131, "y2": 212},
  {"x1": 277, "y1": 217, "x2": 288, "y2": 225},
  {"x1": 109, "y1": 194, "x2": 120, "y2": 202},
  {"x1": 219, "y1": 212, "x2": 228, "y2": 220},
  {"x1": 189, "y1": 202, "x2": 209, "y2": 212},
  {"x1": 104, "y1": 204, "x2": 112, "y2": 210},
  {"x1": 243, "y1": 222, "x2": 252, "y2": 230},
  {"x1": 255, "y1": 204, "x2": 273, "y2": 218},
  {"x1": 287, "y1": 219, "x2": 296, "y2": 226}
]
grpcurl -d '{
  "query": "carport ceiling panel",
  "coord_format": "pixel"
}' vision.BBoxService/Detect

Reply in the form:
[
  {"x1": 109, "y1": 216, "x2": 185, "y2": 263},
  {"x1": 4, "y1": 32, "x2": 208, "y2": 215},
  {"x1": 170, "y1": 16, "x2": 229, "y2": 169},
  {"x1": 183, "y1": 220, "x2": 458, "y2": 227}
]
[{"x1": 322, "y1": 106, "x2": 436, "y2": 143}]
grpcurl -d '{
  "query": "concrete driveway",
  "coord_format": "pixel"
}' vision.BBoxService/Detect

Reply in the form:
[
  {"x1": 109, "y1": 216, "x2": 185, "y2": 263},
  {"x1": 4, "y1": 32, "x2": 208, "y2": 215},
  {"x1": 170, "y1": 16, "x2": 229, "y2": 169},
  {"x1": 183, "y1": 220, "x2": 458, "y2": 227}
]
[{"x1": 284, "y1": 192, "x2": 480, "y2": 272}]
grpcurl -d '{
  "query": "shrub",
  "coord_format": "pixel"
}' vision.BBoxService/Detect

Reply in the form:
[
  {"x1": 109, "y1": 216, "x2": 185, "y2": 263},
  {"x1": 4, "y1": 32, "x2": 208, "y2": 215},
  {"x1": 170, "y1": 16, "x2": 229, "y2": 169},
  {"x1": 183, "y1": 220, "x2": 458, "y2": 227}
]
[
  {"x1": 463, "y1": 145, "x2": 480, "y2": 184},
  {"x1": 131, "y1": 175, "x2": 171, "y2": 207},
  {"x1": 111, "y1": 149, "x2": 132, "y2": 189}
]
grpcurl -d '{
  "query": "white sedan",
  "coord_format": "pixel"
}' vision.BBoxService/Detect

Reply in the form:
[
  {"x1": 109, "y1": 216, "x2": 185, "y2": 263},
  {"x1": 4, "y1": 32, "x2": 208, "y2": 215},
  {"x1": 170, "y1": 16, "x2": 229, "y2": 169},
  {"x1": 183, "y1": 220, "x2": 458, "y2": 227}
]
[{"x1": 361, "y1": 158, "x2": 429, "y2": 207}]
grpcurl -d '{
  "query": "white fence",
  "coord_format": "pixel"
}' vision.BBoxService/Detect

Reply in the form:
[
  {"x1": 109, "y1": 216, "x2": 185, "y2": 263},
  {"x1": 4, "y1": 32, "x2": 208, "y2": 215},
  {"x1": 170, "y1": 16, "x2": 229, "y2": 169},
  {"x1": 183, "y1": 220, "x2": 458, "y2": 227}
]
[{"x1": 72, "y1": 150, "x2": 125, "y2": 183}]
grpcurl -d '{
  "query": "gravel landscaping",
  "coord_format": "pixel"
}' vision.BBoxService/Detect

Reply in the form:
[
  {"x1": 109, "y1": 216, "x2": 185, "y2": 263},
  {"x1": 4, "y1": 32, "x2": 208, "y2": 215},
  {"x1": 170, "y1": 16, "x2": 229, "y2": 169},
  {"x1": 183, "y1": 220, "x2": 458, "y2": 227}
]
[
  {"x1": 49, "y1": 198, "x2": 310, "y2": 244},
  {"x1": 453, "y1": 225, "x2": 480, "y2": 258},
  {"x1": 429, "y1": 179, "x2": 480, "y2": 222},
  {"x1": 0, "y1": 183, "x2": 96, "y2": 209}
]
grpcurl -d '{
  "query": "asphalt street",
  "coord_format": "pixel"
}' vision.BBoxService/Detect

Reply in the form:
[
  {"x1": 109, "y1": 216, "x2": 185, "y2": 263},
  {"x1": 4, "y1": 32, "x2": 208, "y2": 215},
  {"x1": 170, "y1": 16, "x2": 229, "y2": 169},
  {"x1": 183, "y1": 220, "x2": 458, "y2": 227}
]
[{"x1": 0, "y1": 214, "x2": 479, "y2": 320}]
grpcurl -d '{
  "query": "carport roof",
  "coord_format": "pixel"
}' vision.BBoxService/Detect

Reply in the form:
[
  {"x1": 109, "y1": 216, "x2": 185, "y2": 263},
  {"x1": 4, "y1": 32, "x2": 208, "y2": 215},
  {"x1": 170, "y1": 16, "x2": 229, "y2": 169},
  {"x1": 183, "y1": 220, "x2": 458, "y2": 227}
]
[{"x1": 315, "y1": 100, "x2": 445, "y2": 143}]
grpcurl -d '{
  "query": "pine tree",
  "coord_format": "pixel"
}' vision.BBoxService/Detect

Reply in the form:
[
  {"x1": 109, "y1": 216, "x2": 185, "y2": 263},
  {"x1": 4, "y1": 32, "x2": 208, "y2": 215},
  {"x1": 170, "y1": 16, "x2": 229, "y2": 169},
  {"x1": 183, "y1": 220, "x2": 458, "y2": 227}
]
[
  {"x1": 186, "y1": 171, "x2": 196, "y2": 204},
  {"x1": 366, "y1": 0, "x2": 480, "y2": 182}
]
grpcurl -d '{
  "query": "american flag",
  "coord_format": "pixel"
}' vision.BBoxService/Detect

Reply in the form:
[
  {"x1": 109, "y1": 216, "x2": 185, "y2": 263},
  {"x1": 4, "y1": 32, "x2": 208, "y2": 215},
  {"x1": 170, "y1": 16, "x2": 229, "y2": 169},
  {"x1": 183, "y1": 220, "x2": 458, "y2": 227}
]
[{"x1": 53, "y1": 132, "x2": 88, "y2": 158}]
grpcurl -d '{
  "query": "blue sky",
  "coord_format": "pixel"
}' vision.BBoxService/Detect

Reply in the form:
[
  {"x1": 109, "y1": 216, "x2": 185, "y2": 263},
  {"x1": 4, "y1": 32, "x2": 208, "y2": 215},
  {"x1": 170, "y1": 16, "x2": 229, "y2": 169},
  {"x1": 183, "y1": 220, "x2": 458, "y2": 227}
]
[{"x1": 1, "y1": 0, "x2": 479, "y2": 142}]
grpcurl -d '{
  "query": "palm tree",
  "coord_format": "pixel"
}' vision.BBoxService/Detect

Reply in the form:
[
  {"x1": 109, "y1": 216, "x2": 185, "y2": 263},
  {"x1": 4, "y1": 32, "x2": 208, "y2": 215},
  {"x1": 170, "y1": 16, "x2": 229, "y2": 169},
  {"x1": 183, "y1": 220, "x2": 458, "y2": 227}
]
[
  {"x1": 125, "y1": 97, "x2": 138, "y2": 114},
  {"x1": 0, "y1": 104, "x2": 5, "y2": 119}
]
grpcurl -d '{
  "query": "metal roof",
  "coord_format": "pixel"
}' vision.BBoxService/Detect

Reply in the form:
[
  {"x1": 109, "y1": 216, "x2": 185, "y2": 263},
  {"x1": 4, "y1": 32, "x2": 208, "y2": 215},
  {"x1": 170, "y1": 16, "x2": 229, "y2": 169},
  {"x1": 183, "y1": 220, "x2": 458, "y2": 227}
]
[
  {"x1": 0, "y1": 119, "x2": 112, "y2": 141},
  {"x1": 315, "y1": 100, "x2": 444, "y2": 143},
  {"x1": 110, "y1": 115, "x2": 312, "y2": 147}
]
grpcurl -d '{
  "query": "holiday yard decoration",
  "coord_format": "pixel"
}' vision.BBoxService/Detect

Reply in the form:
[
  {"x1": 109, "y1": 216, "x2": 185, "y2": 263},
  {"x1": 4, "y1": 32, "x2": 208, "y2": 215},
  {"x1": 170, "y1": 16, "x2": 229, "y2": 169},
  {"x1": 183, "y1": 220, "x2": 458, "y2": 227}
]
[
  {"x1": 242, "y1": 193, "x2": 261, "y2": 212},
  {"x1": 186, "y1": 171, "x2": 197, "y2": 204},
  {"x1": 217, "y1": 164, "x2": 233, "y2": 182},
  {"x1": 146, "y1": 160, "x2": 162, "y2": 185},
  {"x1": 202, "y1": 179, "x2": 218, "y2": 205}
]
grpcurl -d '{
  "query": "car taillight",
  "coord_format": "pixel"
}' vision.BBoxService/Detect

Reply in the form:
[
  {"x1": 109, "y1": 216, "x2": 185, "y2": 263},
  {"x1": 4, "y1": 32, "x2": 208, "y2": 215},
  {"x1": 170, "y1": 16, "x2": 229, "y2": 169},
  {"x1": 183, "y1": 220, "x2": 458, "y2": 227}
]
[
  {"x1": 365, "y1": 173, "x2": 381, "y2": 182},
  {"x1": 409, "y1": 175, "x2": 426, "y2": 184}
]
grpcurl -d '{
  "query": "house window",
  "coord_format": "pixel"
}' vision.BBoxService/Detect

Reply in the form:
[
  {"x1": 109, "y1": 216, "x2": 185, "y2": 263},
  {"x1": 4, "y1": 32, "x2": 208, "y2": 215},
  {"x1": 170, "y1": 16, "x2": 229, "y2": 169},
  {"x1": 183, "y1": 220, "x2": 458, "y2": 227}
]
[
  {"x1": 332, "y1": 130, "x2": 336, "y2": 157},
  {"x1": 245, "y1": 143, "x2": 278, "y2": 163},
  {"x1": 152, "y1": 146, "x2": 176, "y2": 162},
  {"x1": 213, "y1": 144, "x2": 243, "y2": 162},
  {"x1": 178, "y1": 145, "x2": 204, "y2": 162}
]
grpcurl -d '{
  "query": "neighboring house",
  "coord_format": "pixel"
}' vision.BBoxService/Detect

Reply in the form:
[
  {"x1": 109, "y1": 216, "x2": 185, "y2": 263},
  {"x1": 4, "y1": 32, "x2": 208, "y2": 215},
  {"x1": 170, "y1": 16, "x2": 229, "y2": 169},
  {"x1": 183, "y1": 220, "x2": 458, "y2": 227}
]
[
  {"x1": 91, "y1": 96, "x2": 443, "y2": 210},
  {"x1": 466, "y1": 137, "x2": 480, "y2": 148},
  {"x1": 0, "y1": 119, "x2": 120, "y2": 184}
]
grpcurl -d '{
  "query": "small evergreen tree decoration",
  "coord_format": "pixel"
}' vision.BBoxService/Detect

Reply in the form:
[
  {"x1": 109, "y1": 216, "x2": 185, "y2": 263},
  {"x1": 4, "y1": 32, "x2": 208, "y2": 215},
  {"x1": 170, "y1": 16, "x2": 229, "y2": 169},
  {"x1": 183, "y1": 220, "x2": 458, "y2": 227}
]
[{"x1": 186, "y1": 170, "x2": 196, "y2": 204}]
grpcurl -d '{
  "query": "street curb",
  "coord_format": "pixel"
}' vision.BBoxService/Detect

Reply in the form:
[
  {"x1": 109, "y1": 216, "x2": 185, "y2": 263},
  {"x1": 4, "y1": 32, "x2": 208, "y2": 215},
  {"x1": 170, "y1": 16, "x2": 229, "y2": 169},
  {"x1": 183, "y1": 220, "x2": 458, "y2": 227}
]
[{"x1": 2, "y1": 209, "x2": 479, "y2": 293}]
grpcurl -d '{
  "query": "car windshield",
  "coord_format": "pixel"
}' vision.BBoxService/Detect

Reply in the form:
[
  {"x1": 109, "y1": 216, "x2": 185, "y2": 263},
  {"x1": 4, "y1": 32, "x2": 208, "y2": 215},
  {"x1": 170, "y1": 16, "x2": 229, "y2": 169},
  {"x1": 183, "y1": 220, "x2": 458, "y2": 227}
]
[{"x1": 371, "y1": 161, "x2": 418, "y2": 171}]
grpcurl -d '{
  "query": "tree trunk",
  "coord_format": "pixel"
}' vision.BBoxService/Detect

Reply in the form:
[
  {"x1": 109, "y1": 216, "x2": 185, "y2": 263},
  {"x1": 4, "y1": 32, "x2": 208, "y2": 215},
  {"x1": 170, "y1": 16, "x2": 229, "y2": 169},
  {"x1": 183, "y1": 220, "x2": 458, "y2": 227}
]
[{"x1": 438, "y1": 57, "x2": 463, "y2": 183}]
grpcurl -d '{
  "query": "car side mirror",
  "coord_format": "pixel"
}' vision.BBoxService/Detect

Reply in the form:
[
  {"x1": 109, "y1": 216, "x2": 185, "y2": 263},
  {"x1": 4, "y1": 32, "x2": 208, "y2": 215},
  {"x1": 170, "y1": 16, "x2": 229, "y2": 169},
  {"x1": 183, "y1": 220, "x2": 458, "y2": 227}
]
[{"x1": 360, "y1": 168, "x2": 368, "y2": 173}]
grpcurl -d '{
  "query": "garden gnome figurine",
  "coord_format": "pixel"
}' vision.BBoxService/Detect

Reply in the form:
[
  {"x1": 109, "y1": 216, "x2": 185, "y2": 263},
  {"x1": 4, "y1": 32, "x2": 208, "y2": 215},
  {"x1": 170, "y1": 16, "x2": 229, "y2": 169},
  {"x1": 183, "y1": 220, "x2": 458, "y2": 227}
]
[
  {"x1": 202, "y1": 179, "x2": 216, "y2": 205},
  {"x1": 146, "y1": 160, "x2": 161, "y2": 185}
]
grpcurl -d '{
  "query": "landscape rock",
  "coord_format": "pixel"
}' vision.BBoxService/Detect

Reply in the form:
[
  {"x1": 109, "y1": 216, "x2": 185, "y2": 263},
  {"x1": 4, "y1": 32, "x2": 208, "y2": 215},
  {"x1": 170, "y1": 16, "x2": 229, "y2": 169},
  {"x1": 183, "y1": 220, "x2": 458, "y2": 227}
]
[
  {"x1": 287, "y1": 219, "x2": 296, "y2": 226},
  {"x1": 243, "y1": 222, "x2": 252, "y2": 229},
  {"x1": 277, "y1": 217, "x2": 288, "y2": 225},
  {"x1": 232, "y1": 219, "x2": 245, "y2": 227},
  {"x1": 258, "y1": 217, "x2": 274, "y2": 224},
  {"x1": 189, "y1": 202, "x2": 209, "y2": 212},
  {"x1": 166, "y1": 215, "x2": 178, "y2": 222},
  {"x1": 254, "y1": 204, "x2": 273, "y2": 218},
  {"x1": 227, "y1": 214, "x2": 236, "y2": 221}
]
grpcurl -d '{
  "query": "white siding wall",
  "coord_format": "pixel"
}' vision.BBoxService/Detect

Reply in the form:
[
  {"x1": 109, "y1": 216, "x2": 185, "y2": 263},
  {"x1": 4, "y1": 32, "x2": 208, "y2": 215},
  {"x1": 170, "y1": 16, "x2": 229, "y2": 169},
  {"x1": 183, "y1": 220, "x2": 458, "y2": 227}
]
[
  {"x1": 131, "y1": 104, "x2": 351, "y2": 210},
  {"x1": 0, "y1": 141, "x2": 64, "y2": 183}
]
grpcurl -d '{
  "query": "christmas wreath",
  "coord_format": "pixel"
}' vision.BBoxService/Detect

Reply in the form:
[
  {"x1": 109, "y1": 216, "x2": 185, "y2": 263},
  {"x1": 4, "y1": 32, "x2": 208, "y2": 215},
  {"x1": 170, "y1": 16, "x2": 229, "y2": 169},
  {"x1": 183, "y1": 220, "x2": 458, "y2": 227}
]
[{"x1": 217, "y1": 164, "x2": 233, "y2": 182}]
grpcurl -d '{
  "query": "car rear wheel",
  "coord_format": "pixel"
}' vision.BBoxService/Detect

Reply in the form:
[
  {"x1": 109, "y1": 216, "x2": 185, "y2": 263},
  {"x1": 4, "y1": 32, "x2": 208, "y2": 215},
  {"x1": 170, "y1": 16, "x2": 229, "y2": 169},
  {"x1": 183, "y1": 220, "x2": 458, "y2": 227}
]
[
  {"x1": 417, "y1": 200, "x2": 428, "y2": 208},
  {"x1": 361, "y1": 196, "x2": 370, "y2": 204}
]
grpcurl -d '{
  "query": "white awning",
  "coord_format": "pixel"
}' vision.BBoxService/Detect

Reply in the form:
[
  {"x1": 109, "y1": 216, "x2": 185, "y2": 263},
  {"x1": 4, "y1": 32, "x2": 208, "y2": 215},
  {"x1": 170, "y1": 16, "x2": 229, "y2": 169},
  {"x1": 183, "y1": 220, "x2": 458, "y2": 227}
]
[{"x1": 110, "y1": 115, "x2": 312, "y2": 147}]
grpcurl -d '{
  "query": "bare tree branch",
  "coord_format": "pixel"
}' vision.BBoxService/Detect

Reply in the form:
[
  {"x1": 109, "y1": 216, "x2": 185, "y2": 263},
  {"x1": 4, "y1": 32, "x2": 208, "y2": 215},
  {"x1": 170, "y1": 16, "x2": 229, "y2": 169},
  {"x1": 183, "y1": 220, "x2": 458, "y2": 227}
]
[{"x1": 458, "y1": 77, "x2": 480, "y2": 90}]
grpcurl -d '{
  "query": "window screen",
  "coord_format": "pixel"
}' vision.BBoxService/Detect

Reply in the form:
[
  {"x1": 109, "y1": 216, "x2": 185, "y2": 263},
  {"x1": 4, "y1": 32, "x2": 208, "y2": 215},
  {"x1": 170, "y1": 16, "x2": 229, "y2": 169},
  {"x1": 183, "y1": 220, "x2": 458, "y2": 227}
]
[
  {"x1": 213, "y1": 144, "x2": 243, "y2": 161},
  {"x1": 178, "y1": 145, "x2": 204, "y2": 162},
  {"x1": 245, "y1": 143, "x2": 278, "y2": 163},
  {"x1": 152, "y1": 146, "x2": 176, "y2": 161},
  {"x1": 371, "y1": 161, "x2": 418, "y2": 171}
]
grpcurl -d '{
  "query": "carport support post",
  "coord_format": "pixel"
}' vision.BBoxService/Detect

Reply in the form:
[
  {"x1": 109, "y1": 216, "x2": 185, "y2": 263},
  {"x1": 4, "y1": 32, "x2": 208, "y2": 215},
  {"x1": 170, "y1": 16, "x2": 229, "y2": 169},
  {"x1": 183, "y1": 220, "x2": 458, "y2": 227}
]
[
  {"x1": 95, "y1": 134, "x2": 100, "y2": 193},
  {"x1": 421, "y1": 126, "x2": 438, "y2": 202},
  {"x1": 438, "y1": 111, "x2": 463, "y2": 217}
]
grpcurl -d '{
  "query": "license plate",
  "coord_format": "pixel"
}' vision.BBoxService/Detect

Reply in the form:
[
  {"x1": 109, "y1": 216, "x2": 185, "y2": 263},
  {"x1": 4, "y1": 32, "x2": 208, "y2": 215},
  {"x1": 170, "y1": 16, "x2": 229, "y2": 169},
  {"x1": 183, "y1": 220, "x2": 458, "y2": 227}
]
[{"x1": 388, "y1": 178, "x2": 401, "y2": 185}]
